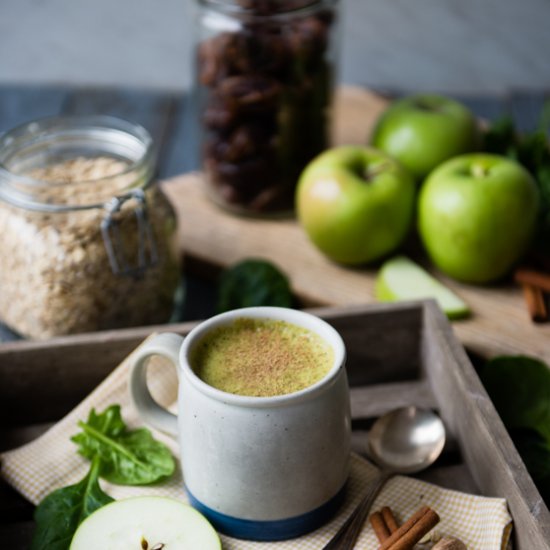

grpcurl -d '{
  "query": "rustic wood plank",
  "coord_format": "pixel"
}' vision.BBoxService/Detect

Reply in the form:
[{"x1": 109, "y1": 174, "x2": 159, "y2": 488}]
[
  {"x1": 0, "y1": 86, "x2": 69, "y2": 133},
  {"x1": 160, "y1": 89, "x2": 200, "y2": 177},
  {"x1": 316, "y1": 302, "x2": 423, "y2": 386},
  {"x1": 350, "y1": 381, "x2": 435, "y2": 419},
  {"x1": 160, "y1": 86, "x2": 550, "y2": 365},
  {"x1": 0, "y1": 320, "x2": 197, "y2": 426},
  {"x1": 421, "y1": 300, "x2": 550, "y2": 549}
]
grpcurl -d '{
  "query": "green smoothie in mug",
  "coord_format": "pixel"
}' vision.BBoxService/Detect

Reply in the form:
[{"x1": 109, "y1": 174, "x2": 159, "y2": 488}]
[{"x1": 191, "y1": 318, "x2": 334, "y2": 397}]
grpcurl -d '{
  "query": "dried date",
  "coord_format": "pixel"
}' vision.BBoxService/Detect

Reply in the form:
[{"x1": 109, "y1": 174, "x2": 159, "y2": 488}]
[
  {"x1": 216, "y1": 75, "x2": 281, "y2": 113},
  {"x1": 197, "y1": 0, "x2": 335, "y2": 212},
  {"x1": 286, "y1": 15, "x2": 329, "y2": 60},
  {"x1": 206, "y1": 123, "x2": 274, "y2": 163}
]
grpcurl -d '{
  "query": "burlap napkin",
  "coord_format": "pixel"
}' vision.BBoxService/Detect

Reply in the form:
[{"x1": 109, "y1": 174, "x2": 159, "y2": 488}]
[{"x1": 1, "y1": 335, "x2": 512, "y2": 549}]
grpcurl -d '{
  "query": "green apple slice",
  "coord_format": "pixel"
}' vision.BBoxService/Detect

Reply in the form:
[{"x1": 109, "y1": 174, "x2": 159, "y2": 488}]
[
  {"x1": 70, "y1": 496, "x2": 221, "y2": 550},
  {"x1": 376, "y1": 256, "x2": 470, "y2": 319}
]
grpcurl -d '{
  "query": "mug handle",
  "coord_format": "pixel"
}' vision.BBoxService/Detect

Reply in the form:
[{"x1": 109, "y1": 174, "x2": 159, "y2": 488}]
[{"x1": 129, "y1": 332, "x2": 184, "y2": 436}]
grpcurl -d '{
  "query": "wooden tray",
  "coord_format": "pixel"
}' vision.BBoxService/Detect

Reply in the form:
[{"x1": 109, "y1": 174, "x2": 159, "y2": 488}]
[
  {"x1": 160, "y1": 86, "x2": 550, "y2": 365},
  {"x1": 1, "y1": 301, "x2": 548, "y2": 548}
]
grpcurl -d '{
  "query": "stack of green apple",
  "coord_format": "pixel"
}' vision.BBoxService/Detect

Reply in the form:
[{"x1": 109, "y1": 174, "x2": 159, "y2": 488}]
[{"x1": 296, "y1": 94, "x2": 541, "y2": 315}]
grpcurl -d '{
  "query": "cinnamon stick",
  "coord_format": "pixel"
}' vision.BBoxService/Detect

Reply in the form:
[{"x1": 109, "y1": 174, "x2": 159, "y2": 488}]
[
  {"x1": 515, "y1": 268, "x2": 550, "y2": 293},
  {"x1": 381, "y1": 506, "x2": 399, "y2": 533},
  {"x1": 521, "y1": 283, "x2": 548, "y2": 322},
  {"x1": 369, "y1": 511, "x2": 391, "y2": 542},
  {"x1": 379, "y1": 505, "x2": 440, "y2": 550}
]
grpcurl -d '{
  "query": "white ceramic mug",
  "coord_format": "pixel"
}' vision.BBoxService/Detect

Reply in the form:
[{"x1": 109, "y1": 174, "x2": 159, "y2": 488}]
[{"x1": 129, "y1": 307, "x2": 351, "y2": 541}]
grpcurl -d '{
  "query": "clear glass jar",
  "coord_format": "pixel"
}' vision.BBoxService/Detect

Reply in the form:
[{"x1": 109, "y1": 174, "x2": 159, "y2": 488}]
[
  {"x1": 0, "y1": 116, "x2": 181, "y2": 339},
  {"x1": 194, "y1": 0, "x2": 340, "y2": 215}
]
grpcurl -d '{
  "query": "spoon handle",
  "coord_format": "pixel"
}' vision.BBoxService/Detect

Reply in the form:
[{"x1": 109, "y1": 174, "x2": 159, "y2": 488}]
[{"x1": 323, "y1": 470, "x2": 393, "y2": 550}]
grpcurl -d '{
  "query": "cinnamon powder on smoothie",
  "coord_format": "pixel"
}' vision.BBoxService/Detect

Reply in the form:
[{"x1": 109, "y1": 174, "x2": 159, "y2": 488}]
[{"x1": 191, "y1": 318, "x2": 334, "y2": 397}]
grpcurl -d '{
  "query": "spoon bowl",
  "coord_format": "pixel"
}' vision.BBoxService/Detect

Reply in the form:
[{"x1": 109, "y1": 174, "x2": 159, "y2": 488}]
[{"x1": 368, "y1": 406, "x2": 446, "y2": 474}]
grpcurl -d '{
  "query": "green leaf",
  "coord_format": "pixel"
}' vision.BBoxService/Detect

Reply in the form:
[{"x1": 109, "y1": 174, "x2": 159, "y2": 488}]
[
  {"x1": 31, "y1": 456, "x2": 113, "y2": 550},
  {"x1": 482, "y1": 116, "x2": 518, "y2": 157},
  {"x1": 481, "y1": 356, "x2": 550, "y2": 443},
  {"x1": 217, "y1": 259, "x2": 293, "y2": 313},
  {"x1": 71, "y1": 405, "x2": 175, "y2": 485}
]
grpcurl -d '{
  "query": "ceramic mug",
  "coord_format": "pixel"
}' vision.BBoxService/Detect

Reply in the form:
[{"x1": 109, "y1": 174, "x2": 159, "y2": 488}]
[{"x1": 129, "y1": 306, "x2": 351, "y2": 541}]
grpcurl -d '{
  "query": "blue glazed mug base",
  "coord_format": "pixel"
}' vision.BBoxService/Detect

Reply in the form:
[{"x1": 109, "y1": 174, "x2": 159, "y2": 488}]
[{"x1": 186, "y1": 482, "x2": 348, "y2": 541}]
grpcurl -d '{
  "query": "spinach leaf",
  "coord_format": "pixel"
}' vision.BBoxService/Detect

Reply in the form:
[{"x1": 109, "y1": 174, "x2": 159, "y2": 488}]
[
  {"x1": 483, "y1": 116, "x2": 518, "y2": 158},
  {"x1": 217, "y1": 259, "x2": 293, "y2": 313},
  {"x1": 481, "y1": 355, "x2": 550, "y2": 442},
  {"x1": 71, "y1": 405, "x2": 175, "y2": 485},
  {"x1": 31, "y1": 456, "x2": 112, "y2": 550}
]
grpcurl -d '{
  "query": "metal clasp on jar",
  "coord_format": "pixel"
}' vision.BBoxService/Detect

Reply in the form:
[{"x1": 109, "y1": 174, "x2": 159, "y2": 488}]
[{"x1": 101, "y1": 189, "x2": 158, "y2": 277}]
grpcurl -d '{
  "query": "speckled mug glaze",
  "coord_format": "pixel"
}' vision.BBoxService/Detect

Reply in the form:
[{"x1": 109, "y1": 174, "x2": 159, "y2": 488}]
[{"x1": 129, "y1": 307, "x2": 351, "y2": 541}]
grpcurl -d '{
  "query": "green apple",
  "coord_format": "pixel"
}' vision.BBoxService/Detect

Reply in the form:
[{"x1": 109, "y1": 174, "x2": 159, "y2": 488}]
[
  {"x1": 418, "y1": 153, "x2": 540, "y2": 283},
  {"x1": 371, "y1": 94, "x2": 480, "y2": 181},
  {"x1": 375, "y1": 255, "x2": 470, "y2": 319},
  {"x1": 70, "y1": 496, "x2": 221, "y2": 550},
  {"x1": 296, "y1": 146, "x2": 416, "y2": 265}
]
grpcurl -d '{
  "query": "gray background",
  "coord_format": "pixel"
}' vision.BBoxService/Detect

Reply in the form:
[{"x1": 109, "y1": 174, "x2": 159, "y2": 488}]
[{"x1": 1, "y1": 0, "x2": 549, "y2": 94}]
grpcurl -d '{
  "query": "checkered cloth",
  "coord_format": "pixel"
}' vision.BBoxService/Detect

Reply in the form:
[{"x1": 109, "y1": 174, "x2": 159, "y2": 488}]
[{"x1": 0, "y1": 335, "x2": 512, "y2": 549}]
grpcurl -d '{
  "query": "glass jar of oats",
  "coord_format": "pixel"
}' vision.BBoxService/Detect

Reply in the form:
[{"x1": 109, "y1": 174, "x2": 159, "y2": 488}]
[{"x1": 0, "y1": 116, "x2": 181, "y2": 339}]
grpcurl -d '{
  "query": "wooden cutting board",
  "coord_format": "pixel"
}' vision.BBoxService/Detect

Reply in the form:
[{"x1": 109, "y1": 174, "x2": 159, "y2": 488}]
[{"x1": 161, "y1": 86, "x2": 550, "y2": 364}]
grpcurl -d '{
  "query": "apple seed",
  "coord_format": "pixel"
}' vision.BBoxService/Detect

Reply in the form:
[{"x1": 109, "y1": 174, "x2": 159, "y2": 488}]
[{"x1": 140, "y1": 540, "x2": 166, "y2": 550}]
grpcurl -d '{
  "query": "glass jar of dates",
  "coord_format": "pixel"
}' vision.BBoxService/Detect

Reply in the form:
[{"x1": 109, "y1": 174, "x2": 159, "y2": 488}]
[
  {"x1": 194, "y1": 0, "x2": 340, "y2": 215},
  {"x1": 0, "y1": 116, "x2": 182, "y2": 339}
]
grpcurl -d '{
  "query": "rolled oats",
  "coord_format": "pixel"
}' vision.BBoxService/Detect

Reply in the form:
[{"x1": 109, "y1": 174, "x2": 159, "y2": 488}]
[{"x1": 0, "y1": 156, "x2": 181, "y2": 339}]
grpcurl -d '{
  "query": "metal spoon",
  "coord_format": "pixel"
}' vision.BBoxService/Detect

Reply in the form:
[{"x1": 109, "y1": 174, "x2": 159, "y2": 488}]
[{"x1": 323, "y1": 406, "x2": 446, "y2": 549}]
